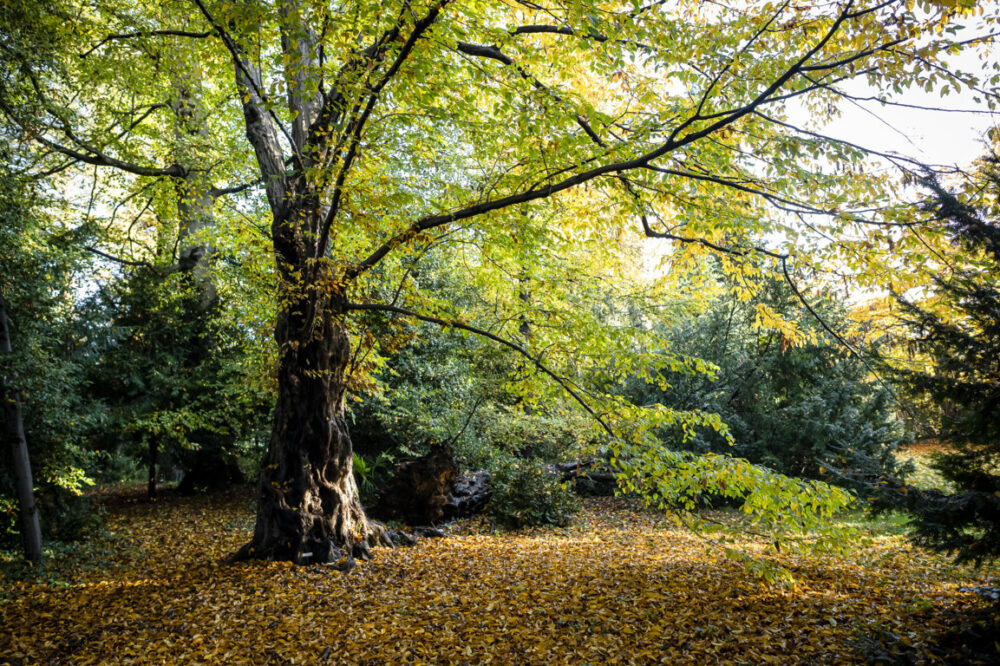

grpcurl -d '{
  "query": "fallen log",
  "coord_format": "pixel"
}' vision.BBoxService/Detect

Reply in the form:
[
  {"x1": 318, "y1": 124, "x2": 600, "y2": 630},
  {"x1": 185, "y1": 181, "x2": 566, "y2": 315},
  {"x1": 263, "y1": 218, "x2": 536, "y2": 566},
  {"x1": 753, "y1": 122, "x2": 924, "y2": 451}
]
[
  {"x1": 443, "y1": 470, "x2": 492, "y2": 520},
  {"x1": 546, "y1": 459, "x2": 619, "y2": 496},
  {"x1": 369, "y1": 444, "x2": 492, "y2": 525}
]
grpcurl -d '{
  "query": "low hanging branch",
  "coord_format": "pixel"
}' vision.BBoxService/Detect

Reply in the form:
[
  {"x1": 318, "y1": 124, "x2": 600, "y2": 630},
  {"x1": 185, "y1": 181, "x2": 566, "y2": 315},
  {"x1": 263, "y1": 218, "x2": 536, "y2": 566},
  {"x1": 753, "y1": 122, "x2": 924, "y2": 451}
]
[
  {"x1": 345, "y1": 302, "x2": 615, "y2": 438},
  {"x1": 778, "y1": 256, "x2": 913, "y2": 419}
]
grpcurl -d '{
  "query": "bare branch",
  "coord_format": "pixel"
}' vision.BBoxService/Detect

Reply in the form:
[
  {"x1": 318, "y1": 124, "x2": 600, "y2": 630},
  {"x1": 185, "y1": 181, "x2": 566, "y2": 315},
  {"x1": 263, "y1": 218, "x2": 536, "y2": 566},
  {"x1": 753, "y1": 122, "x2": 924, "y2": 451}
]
[
  {"x1": 85, "y1": 246, "x2": 155, "y2": 269},
  {"x1": 752, "y1": 111, "x2": 936, "y2": 172},
  {"x1": 454, "y1": 40, "x2": 607, "y2": 146},
  {"x1": 209, "y1": 179, "x2": 262, "y2": 197},
  {"x1": 643, "y1": 164, "x2": 919, "y2": 227},
  {"x1": 638, "y1": 212, "x2": 789, "y2": 261},
  {"x1": 80, "y1": 29, "x2": 213, "y2": 59}
]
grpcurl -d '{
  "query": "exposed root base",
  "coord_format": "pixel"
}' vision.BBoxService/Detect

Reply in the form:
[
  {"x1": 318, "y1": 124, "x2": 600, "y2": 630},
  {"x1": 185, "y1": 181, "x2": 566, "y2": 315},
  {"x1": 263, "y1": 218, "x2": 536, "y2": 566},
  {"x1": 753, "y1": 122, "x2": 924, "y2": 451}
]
[{"x1": 232, "y1": 518, "x2": 393, "y2": 566}]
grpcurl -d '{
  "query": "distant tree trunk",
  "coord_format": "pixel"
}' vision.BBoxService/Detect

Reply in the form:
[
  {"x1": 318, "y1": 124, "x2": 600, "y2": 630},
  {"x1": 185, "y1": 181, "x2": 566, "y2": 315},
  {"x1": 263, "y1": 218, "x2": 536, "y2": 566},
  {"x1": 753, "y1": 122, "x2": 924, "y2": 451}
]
[
  {"x1": 0, "y1": 296, "x2": 43, "y2": 565},
  {"x1": 147, "y1": 437, "x2": 158, "y2": 500},
  {"x1": 516, "y1": 266, "x2": 534, "y2": 415},
  {"x1": 170, "y1": 78, "x2": 218, "y2": 314},
  {"x1": 235, "y1": 205, "x2": 390, "y2": 563}
]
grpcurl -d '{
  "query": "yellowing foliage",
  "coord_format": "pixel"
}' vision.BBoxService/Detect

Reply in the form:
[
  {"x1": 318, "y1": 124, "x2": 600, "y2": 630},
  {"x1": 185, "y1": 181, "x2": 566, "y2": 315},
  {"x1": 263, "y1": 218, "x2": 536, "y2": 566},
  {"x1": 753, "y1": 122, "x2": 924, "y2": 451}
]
[{"x1": 2, "y1": 489, "x2": 996, "y2": 664}]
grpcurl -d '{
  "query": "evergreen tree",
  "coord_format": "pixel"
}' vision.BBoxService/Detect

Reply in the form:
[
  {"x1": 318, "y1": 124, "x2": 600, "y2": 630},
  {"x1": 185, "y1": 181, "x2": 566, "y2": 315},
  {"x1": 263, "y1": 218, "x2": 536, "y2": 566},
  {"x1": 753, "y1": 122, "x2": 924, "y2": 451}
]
[
  {"x1": 85, "y1": 267, "x2": 273, "y2": 499},
  {"x1": 624, "y1": 270, "x2": 909, "y2": 490},
  {"x1": 894, "y1": 169, "x2": 1000, "y2": 564}
]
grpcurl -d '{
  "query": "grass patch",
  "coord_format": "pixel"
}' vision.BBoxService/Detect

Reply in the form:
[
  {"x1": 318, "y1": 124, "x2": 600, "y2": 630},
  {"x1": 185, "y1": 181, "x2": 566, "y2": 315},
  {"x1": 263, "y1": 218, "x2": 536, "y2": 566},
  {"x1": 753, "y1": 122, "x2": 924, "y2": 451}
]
[{"x1": 897, "y1": 444, "x2": 956, "y2": 493}]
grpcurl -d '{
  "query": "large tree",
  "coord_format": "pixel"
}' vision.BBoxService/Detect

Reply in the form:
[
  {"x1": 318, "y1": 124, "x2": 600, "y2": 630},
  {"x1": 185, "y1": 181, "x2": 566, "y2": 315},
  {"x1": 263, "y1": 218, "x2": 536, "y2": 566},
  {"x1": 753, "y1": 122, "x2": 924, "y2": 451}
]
[
  {"x1": 3, "y1": 0, "x2": 998, "y2": 563},
  {"x1": 891, "y1": 166, "x2": 1000, "y2": 564}
]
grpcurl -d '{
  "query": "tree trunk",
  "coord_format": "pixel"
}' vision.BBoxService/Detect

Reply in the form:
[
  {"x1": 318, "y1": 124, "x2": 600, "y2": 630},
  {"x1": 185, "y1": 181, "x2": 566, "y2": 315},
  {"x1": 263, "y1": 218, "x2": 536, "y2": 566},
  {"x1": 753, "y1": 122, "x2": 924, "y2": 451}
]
[
  {"x1": 235, "y1": 209, "x2": 390, "y2": 564},
  {"x1": 170, "y1": 74, "x2": 219, "y2": 314},
  {"x1": 0, "y1": 297, "x2": 43, "y2": 565},
  {"x1": 223, "y1": 18, "x2": 392, "y2": 561},
  {"x1": 147, "y1": 437, "x2": 158, "y2": 501}
]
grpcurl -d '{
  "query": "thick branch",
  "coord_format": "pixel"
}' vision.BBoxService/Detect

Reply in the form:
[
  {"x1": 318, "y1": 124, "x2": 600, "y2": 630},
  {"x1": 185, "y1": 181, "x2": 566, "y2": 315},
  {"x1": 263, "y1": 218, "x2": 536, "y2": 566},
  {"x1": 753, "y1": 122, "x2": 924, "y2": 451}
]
[
  {"x1": 29, "y1": 131, "x2": 185, "y2": 178},
  {"x1": 192, "y1": 0, "x2": 293, "y2": 211},
  {"x1": 345, "y1": 1, "x2": 862, "y2": 280},
  {"x1": 280, "y1": 0, "x2": 323, "y2": 154},
  {"x1": 306, "y1": 15, "x2": 410, "y2": 156},
  {"x1": 508, "y1": 23, "x2": 652, "y2": 50}
]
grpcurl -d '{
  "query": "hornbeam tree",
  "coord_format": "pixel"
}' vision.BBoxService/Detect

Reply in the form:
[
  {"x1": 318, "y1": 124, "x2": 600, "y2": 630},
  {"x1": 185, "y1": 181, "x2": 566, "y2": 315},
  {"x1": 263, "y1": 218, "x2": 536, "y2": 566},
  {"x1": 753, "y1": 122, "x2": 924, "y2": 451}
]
[{"x1": 3, "y1": 0, "x2": 998, "y2": 563}]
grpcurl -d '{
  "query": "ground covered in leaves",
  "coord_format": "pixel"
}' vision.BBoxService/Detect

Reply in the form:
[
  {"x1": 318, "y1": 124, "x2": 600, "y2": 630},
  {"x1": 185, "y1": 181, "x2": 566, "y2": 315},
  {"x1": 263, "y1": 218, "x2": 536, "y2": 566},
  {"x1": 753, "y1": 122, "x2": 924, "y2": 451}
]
[{"x1": 2, "y1": 488, "x2": 998, "y2": 664}]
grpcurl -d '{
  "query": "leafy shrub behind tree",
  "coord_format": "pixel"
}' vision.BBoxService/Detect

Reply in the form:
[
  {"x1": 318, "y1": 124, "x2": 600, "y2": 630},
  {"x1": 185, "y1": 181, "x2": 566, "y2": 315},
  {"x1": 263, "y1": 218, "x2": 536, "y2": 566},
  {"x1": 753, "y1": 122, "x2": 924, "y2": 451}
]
[{"x1": 485, "y1": 456, "x2": 579, "y2": 528}]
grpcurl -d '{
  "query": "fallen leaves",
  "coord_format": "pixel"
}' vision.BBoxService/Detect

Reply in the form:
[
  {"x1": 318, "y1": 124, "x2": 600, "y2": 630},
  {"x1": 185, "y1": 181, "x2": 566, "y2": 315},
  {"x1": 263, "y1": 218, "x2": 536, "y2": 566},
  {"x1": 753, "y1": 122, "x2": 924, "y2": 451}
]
[{"x1": 1, "y1": 489, "x2": 996, "y2": 664}]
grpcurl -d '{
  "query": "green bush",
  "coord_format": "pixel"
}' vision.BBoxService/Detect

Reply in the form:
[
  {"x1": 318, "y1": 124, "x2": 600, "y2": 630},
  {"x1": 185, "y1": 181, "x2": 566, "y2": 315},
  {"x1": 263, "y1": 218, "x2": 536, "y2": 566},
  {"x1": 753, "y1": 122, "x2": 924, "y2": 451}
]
[
  {"x1": 91, "y1": 448, "x2": 146, "y2": 486},
  {"x1": 1, "y1": 487, "x2": 104, "y2": 548},
  {"x1": 452, "y1": 430, "x2": 496, "y2": 473},
  {"x1": 486, "y1": 458, "x2": 579, "y2": 529},
  {"x1": 471, "y1": 405, "x2": 599, "y2": 463},
  {"x1": 38, "y1": 488, "x2": 104, "y2": 542},
  {"x1": 624, "y1": 273, "x2": 910, "y2": 491},
  {"x1": 0, "y1": 496, "x2": 16, "y2": 547},
  {"x1": 352, "y1": 451, "x2": 396, "y2": 506}
]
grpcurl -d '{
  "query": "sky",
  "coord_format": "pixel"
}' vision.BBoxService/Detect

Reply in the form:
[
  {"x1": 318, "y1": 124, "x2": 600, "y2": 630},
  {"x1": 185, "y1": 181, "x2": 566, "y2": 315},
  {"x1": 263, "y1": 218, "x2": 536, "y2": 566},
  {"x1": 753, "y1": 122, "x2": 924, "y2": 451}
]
[
  {"x1": 821, "y1": 40, "x2": 1000, "y2": 171},
  {"x1": 825, "y1": 87, "x2": 996, "y2": 172}
]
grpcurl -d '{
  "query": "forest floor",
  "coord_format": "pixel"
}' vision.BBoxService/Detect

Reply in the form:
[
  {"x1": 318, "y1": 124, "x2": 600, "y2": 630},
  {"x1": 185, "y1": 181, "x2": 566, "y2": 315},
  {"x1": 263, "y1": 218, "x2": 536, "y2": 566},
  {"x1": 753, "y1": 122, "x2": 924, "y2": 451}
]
[{"x1": 3, "y1": 479, "x2": 999, "y2": 665}]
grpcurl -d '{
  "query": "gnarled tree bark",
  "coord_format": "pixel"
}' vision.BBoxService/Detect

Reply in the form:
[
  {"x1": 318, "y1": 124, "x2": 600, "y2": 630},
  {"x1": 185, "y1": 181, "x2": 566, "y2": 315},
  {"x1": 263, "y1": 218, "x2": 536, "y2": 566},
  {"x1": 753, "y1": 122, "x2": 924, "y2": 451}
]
[
  {"x1": 234, "y1": 201, "x2": 390, "y2": 563},
  {"x1": 198, "y1": 0, "x2": 403, "y2": 563}
]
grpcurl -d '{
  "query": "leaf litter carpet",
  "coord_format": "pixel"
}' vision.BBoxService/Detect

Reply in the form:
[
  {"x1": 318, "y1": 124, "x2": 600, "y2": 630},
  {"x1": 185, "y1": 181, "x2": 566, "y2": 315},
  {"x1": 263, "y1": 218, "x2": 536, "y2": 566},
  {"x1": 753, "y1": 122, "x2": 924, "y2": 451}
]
[{"x1": 1, "y1": 489, "x2": 995, "y2": 664}]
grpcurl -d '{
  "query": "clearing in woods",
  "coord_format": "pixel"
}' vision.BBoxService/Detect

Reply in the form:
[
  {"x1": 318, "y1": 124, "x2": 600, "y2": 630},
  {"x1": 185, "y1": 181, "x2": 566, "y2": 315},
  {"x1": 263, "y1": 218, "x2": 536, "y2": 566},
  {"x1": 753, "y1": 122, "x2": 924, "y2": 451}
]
[{"x1": 1, "y1": 480, "x2": 996, "y2": 664}]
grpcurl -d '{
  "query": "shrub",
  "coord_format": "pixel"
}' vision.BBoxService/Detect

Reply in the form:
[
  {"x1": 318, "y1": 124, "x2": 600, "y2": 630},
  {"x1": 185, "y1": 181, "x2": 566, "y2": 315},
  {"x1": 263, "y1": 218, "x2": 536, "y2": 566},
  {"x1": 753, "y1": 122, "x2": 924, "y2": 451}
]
[
  {"x1": 624, "y1": 273, "x2": 909, "y2": 490},
  {"x1": 352, "y1": 451, "x2": 397, "y2": 506},
  {"x1": 486, "y1": 458, "x2": 579, "y2": 529}
]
